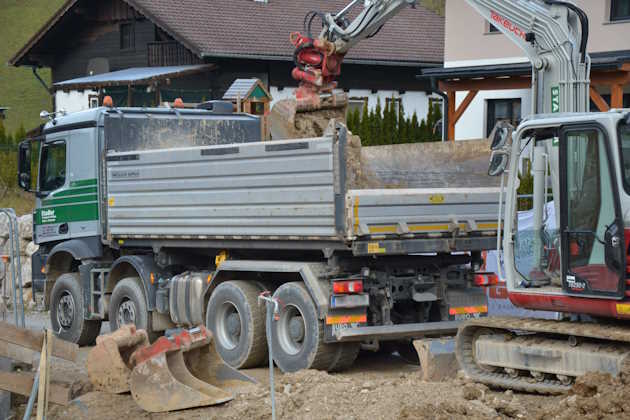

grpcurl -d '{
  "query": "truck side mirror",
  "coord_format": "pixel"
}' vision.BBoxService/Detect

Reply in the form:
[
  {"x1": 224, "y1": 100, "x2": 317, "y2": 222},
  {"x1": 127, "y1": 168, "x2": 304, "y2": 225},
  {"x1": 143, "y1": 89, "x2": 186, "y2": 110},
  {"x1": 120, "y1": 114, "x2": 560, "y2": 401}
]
[
  {"x1": 489, "y1": 121, "x2": 515, "y2": 151},
  {"x1": 17, "y1": 140, "x2": 32, "y2": 192},
  {"x1": 488, "y1": 150, "x2": 509, "y2": 176}
]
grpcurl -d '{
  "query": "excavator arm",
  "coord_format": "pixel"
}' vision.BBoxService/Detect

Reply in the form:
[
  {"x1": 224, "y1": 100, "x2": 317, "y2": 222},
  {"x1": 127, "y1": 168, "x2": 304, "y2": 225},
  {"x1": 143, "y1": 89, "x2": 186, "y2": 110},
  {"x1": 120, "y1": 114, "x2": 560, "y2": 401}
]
[{"x1": 291, "y1": 0, "x2": 590, "y2": 115}]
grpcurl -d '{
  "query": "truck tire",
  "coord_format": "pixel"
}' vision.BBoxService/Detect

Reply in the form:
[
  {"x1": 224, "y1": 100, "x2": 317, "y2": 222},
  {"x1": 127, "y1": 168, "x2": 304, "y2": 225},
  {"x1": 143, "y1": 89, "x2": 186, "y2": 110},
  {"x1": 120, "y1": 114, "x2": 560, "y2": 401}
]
[
  {"x1": 328, "y1": 343, "x2": 360, "y2": 372},
  {"x1": 206, "y1": 280, "x2": 268, "y2": 369},
  {"x1": 50, "y1": 273, "x2": 102, "y2": 346},
  {"x1": 109, "y1": 277, "x2": 155, "y2": 340},
  {"x1": 269, "y1": 282, "x2": 338, "y2": 372}
]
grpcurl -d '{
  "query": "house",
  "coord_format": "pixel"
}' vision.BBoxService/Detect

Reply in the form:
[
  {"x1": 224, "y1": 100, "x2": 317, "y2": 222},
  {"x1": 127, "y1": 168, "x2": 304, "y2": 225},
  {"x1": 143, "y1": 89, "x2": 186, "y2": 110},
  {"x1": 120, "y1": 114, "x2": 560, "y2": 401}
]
[
  {"x1": 10, "y1": 0, "x2": 445, "y2": 121},
  {"x1": 421, "y1": 0, "x2": 630, "y2": 140}
]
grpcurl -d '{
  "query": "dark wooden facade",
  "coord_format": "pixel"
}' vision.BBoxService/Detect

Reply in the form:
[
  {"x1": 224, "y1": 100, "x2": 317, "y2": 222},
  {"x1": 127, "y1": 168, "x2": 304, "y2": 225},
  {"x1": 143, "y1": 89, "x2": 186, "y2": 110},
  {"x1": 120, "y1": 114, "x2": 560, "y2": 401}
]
[{"x1": 23, "y1": 0, "x2": 431, "y2": 103}]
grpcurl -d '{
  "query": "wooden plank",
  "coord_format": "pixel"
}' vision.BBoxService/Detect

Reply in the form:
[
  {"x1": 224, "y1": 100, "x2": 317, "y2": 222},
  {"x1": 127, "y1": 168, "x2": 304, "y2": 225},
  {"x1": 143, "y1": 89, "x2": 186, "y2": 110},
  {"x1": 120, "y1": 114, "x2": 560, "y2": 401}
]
[
  {"x1": 0, "y1": 371, "x2": 72, "y2": 406},
  {"x1": 440, "y1": 77, "x2": 531, "y2": 92},
  {"x1": 447, "y1": 91, "x2": 456, "y2": 141},
  {"x1": 36, "y1": 333, "x2": 47, "y2": 420},
  {"x1": 589, "y1": 86, "x2": 610, "y2": 112},
  {"x1": 0, "y1": 322, "x2": 78, "y2": 362},
  {"x1": 453, "y1": 90, "x2": 479, "y2": 125},
  {"x1": 612, "y1": 84, "x2": 624, "y2": 108},
  {"x1": 0, "y1": 341, "x2": 37, "y2": 365}
]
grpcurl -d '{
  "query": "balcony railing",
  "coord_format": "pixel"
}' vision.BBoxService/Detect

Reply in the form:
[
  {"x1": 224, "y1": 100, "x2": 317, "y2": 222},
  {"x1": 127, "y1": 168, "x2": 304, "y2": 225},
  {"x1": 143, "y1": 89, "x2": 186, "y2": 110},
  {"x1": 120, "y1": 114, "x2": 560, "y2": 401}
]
[{"x1": 147, "y1": 42, "x2": 201, "y2": 67}]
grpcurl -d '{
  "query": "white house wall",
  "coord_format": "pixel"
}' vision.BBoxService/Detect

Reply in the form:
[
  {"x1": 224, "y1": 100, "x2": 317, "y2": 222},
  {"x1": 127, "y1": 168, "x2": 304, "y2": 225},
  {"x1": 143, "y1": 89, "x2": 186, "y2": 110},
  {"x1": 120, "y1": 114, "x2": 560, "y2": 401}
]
[
  {"x1": 55, "y1": 90, "x2": 98, "y2": 113},
  {"x1": 269, "y1": 86, "x2": 435, "y2": 121},
  {"x1": 455, "y1": 88, "x2": 532, "y2": 140}
]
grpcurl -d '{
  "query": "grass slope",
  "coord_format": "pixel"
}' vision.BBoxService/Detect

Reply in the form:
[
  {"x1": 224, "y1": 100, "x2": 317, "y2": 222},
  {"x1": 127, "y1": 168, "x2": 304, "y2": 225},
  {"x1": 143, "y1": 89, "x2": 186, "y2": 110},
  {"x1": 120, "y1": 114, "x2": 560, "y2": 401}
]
[{"x1": 0, "y1": 0, "x2": 65, "y2": 134}]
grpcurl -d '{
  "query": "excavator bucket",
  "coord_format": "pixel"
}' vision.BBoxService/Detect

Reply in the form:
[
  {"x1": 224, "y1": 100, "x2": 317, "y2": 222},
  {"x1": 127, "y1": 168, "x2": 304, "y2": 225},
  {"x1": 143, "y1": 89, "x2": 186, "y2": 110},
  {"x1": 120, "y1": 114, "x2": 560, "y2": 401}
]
[
  {"x1": 87, "y1": 324, "x2": 149, "y2": 394},
  {"x1": 129, "y1": 326, "x2": 255, "y2": 413},
  {"x1": 269, "y1": 94, "x2": 348, "y2": 140}
]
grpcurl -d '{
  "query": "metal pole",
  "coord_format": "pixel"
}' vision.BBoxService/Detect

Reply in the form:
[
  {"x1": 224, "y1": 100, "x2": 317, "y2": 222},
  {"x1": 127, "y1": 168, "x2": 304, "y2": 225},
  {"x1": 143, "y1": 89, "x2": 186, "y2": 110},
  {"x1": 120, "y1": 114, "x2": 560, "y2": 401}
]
[
  {"x1": 23, "y1": 368, "x2": 40, "y2": 420},
  {"x1": 266, "y1": 303, "x2": 277, "y2": 420},
  {"x1": 258, "y1": 292, "x2": 279, "y2": 420}
]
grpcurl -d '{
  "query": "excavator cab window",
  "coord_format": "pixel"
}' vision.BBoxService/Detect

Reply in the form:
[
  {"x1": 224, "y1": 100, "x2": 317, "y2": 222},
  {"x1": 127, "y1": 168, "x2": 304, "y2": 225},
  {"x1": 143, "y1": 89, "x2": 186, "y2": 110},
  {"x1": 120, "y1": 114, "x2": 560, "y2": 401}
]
[
  {"x1": 560, "y1": 125, "x2": 625, "y2": 297},
  {"x1": 618, "y1": 118, "x2": 630, "y2": 192}
]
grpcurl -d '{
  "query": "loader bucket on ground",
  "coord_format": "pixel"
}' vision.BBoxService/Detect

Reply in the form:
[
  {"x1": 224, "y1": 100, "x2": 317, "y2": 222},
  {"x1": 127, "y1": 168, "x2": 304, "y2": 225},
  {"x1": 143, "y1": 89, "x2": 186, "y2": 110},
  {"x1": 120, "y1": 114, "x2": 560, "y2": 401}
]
[
  {"x1": 269, "y1": 95, "x2": 347, "y2": 140},
  {"x1": 129, "y1": 326, "x2": 255, "y2": 413},
  {"x1": 87, "y1": 324, "x2": 149, "y2": 394}
]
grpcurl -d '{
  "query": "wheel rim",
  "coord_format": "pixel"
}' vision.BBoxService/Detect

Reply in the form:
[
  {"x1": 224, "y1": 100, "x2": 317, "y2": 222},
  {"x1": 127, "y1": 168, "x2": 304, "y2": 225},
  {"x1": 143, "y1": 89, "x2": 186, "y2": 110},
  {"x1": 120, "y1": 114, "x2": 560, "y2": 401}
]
[
  {"x1": 117, "y1": 298, "x2": 137, "y2": 326},
  {"x1": 216, "y1": 301, "x2": 242, "y2": 350},
  {"x1": 277, "y1": 304, "x2": 306, "y2": 356},
  {"x1": 57, "y1": 291, "x2": 75, "y2": 329}
]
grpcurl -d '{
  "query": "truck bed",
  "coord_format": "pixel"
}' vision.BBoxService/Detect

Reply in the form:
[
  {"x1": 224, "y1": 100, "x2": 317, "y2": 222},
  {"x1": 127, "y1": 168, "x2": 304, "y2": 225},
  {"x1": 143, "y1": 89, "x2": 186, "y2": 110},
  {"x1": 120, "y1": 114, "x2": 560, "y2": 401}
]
[{"x1": 105, "y1": 133, "x2": 501, "y2": 250}]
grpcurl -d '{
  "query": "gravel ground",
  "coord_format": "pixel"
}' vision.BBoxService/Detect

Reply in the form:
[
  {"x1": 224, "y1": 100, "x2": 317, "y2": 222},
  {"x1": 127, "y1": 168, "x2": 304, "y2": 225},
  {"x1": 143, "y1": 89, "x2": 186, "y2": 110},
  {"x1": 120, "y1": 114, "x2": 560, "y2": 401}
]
[{"x1": 10, "y1": 312, "x2": 628, "y2": 420}]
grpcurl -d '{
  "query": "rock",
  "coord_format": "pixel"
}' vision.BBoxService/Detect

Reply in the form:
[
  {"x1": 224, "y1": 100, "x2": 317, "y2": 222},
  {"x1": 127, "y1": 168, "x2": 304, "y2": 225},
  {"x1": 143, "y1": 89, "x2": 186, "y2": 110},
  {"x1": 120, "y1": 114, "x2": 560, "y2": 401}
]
[
  {"x1": 462, "y1": 385, "x2": 482, "y2": 401},
  {"x1": 0, "y1": 215, "x2": 9, "y2": 239},
  {"x1": 25, "y1": 242, "x2": 39, "y2": 257},
  {"x1": 18, "y1": 214, "x2": 33, "y2": 241},
  {"x1": 21, "y1": 259, "x2": 32, "y2": 288}
]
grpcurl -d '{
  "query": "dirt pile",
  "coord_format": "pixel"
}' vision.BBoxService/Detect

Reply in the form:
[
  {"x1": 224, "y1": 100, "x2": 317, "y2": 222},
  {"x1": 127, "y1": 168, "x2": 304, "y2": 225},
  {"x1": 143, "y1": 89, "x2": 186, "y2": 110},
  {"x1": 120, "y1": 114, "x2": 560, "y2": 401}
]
[{"x1": 536, "y1": 372, "x2": 630, "y2": 420}]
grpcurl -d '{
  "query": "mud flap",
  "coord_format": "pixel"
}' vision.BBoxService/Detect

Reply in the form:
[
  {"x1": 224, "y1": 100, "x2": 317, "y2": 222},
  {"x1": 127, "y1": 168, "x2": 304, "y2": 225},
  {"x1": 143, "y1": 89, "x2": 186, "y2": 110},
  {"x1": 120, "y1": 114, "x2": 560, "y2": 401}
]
[
  {"x1": 87, "y1": 325, "x2": 149, "y2": 393},
  {"x1": 129, "y1": 326, "x2": 255, "y2": 413}
]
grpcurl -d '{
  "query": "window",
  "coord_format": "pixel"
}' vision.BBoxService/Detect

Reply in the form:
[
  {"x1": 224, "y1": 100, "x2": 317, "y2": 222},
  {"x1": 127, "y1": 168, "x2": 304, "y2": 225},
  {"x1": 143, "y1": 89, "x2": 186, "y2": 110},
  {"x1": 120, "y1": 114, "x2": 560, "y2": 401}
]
[
  {"x1": 347, "y1": 98, "x2": 368, "y2": 117},
  {"x1": 486, "y1": 98, "x2": 521, "y2": 136},
  {"x1": 488, "y1": 23, "x2": 500, "y2": 33},
  {"x1": 120, "y1": 22, "x2": 135, "y2": 50},
  {"x1": 89, "y1": 95, "x2": 99, "y2": 109},
  {"x1": 39, "y1": 141, "x2": 66, "y2": 192},
  {"x1": 611, "y1": 0, "x2": 630, "y2": 21},
  {"x1": 386, "y1": 97, "x2": 402, "y2": 117},
  {"x1": 618, "y1": 118, "x2": 630, "y2": 192}
]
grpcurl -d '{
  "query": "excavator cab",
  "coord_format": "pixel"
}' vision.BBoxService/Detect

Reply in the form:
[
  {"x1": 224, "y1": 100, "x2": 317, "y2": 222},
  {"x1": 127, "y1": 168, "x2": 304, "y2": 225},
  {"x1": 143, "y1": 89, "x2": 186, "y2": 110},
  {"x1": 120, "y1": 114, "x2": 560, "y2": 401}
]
[{"x1": 492, "y1": 111, "x2": 629, "y2": 308}]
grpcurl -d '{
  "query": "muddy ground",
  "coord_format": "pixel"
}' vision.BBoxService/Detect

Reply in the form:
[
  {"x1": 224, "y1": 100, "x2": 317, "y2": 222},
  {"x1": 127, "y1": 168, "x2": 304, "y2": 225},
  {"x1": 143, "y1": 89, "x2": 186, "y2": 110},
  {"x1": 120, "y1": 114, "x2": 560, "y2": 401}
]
[
  {"x1": 7, "y1": 312, "x2": 630, "y2": 419},
  {"x1": 16, "y1": 345, "x2": 623, "y2": 420}
]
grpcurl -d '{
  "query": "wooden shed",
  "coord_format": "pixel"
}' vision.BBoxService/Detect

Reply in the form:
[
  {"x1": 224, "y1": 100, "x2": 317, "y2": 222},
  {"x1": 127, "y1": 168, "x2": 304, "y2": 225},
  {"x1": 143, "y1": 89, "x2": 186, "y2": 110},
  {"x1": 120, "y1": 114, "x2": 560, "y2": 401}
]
[{"x1": 223, "y1": 78, "x2": 273, "y2": 139}]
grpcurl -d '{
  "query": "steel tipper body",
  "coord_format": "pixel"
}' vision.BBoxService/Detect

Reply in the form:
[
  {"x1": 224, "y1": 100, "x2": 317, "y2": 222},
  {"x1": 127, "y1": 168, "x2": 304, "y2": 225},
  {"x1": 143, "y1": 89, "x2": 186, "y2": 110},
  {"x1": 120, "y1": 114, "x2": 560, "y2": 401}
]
[{"x1": 18, "y1": 104, "x2": 499, "y2": 372}]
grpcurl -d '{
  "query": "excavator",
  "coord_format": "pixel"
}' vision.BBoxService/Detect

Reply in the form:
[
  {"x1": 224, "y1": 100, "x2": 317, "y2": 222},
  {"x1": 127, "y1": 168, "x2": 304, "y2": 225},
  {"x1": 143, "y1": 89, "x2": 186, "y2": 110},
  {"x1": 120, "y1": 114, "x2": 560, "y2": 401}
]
[{"x1": 285, "y1": 0, "x2": 630, "y2": 393}]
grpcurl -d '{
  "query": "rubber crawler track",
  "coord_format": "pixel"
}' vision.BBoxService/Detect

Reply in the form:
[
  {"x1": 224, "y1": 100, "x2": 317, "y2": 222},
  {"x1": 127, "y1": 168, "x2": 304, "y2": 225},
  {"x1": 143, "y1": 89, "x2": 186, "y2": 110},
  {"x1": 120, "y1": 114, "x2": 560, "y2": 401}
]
[{"x1": 455, "y1": 317, "x2": 630, "y2": 394}]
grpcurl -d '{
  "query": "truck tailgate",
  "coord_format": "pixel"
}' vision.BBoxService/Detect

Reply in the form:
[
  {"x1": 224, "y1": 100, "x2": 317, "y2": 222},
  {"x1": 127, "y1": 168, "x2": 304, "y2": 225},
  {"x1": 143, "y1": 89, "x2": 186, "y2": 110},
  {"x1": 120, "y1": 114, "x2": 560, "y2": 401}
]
[{"x1": 347, "y1": 187, "x2": 502, "y2": 239}]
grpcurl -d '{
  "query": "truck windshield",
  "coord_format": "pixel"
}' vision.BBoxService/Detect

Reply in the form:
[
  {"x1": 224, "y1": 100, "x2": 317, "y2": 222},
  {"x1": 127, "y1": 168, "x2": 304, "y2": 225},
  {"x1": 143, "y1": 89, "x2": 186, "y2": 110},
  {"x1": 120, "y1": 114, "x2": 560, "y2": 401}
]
[
  {"x1": 620, "y1": 120, "x2": 630, "y2": 192},
  {"x1": 39, "y1": 141, "x2": 66, "y2": 192}
]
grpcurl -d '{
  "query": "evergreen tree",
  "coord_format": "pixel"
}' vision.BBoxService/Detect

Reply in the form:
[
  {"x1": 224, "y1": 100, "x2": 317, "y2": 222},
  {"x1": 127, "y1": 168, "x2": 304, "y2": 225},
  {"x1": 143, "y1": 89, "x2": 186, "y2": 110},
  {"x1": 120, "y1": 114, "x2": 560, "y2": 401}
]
[
  {"x1": 359, "y1": 101, "x2": 370, "y2": 143},
  {"x1": 372, "y1": 98, "x2": 383, "y2": 145},
  {"x1": 419, "y1": 119, "x2": 428, "y2": 142},
  {"x1": 410, "y1": 112, "x2": 420, "y2": 143},
  {"x1": 397, "y1": 101, "x2": 406, "y2": 144}
]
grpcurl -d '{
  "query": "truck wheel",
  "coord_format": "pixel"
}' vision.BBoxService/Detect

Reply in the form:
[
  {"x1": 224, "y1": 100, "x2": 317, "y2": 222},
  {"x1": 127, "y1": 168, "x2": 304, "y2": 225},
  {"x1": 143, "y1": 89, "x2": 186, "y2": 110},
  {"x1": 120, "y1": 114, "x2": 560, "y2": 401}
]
[
  {"x1": 50, "y1": 273, "x2": 102, "y2": 346},
  {"x1": 109, "y1": 277, "x2": 155, "y2": 339},
  {"x1": 206, "y1": 280, "x2": 268, "y2": 369},
  {"x1": 270, "y1": 282, "x2": 337, "y2": 372},
  {"x1": 328, "y1": 343, "x2": 360, "y2": 372}
]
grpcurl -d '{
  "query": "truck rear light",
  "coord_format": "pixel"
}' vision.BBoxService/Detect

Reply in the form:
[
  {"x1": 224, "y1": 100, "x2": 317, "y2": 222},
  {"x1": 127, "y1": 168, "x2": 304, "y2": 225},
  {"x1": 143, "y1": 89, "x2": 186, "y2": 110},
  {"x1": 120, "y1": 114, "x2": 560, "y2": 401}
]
[
  {"x1": 474, "y1": 273, "x2": 499, "y2": 286},
  {"x1": 333, "y1": 279, "x2": 363, "y2": 294}
]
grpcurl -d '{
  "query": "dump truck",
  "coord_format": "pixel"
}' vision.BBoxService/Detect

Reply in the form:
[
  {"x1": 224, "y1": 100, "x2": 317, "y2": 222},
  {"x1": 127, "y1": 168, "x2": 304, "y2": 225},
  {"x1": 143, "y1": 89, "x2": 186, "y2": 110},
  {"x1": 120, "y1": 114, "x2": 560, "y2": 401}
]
[{"x1": 17, "y1": 103, "x2": 500, "y2": 372}]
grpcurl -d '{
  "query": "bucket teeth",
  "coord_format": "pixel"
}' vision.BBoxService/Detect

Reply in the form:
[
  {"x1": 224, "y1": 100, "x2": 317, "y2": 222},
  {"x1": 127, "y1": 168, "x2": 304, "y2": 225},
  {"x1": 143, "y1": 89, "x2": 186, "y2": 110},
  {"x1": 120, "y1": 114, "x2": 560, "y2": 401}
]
[
  {"x1": 129, "y1": 326, "x2": 256, "y2": 413},
  {"x1": 87, "y1": 324, "x2": 150, "y2": 394}
]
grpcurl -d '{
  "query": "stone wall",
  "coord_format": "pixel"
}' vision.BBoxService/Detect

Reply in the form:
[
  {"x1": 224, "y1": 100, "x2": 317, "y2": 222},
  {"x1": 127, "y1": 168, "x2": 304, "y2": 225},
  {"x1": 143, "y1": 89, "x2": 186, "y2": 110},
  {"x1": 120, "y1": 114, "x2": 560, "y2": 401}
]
[{"x1": 0, "y1": 213, "x2": 38, "y2": 311}]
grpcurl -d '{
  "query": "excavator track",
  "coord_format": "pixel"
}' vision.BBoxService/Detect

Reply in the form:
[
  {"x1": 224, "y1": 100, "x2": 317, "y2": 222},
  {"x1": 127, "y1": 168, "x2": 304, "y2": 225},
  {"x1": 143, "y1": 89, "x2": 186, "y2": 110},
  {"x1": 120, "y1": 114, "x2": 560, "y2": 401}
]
[{"x1": 456, "y1": 317, "x2": 630, "y2": 394}]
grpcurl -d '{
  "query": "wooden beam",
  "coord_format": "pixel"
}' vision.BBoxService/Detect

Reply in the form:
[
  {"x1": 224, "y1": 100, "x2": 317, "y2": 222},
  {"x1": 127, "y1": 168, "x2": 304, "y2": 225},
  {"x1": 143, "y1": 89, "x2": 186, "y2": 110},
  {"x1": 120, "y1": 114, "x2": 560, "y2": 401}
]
[
  {"x1": 447, "y1": 91, "x2": 456, "y2": 141},
  {"x1": 612, "y1": 84, "x2": 624, "y2": 108},
  {"x1": 0, "y1": 371, "x2": 73, "y2": 406},
  {"x1": 591, "y1": 70, "x2": 630, "y2": 87},
  {"x1": 439, "y1": 77, "x2": 531, "y2": 92},
  {"x1": 0, "y1": 321, "x2": 78, "y2": 362},
  {"x1": 453, "y1": 90, "x2": 478, "y2": 125},
  {"x1": 589, "y1": 86, "x2": 610, "y2": 112}
]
